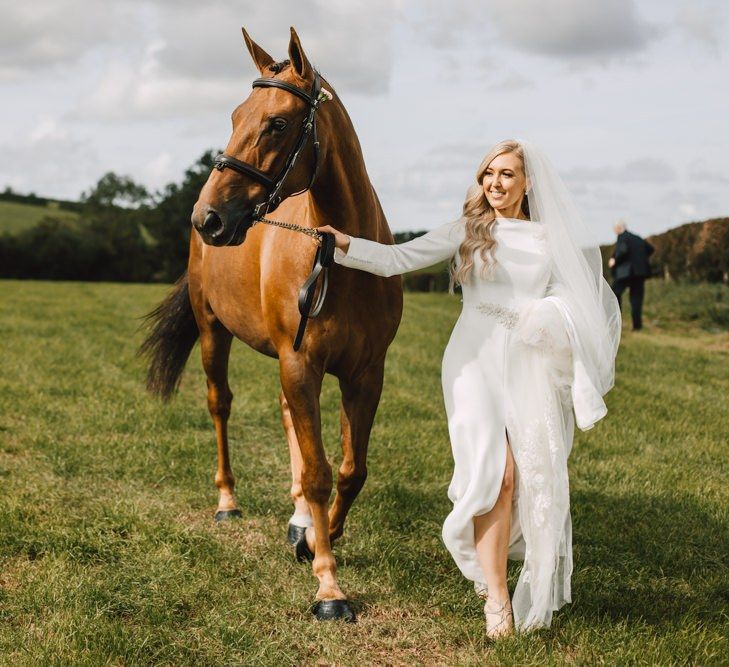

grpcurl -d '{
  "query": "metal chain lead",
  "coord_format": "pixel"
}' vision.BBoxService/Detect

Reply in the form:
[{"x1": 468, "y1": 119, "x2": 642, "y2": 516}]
[{"x1": 252, "y1": 217, "x2": 322, "y2": 245}]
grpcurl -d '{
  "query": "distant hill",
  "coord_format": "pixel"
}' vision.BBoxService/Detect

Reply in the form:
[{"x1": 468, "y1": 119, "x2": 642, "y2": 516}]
[
  {"x1": 0, "y1": 190, "x2": 82, "y2": 235},
  {"x1": 647, "y1": 217, "x2": 728, "y2": 283},
  {"x1": 0, "y1": 199, "x2": 80, "y2": 235}
]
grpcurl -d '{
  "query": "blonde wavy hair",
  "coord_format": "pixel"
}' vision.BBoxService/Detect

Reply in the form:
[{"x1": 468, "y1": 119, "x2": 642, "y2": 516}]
[{"x1": 448, "y1": 139, "x2": 530, "y2": 293}]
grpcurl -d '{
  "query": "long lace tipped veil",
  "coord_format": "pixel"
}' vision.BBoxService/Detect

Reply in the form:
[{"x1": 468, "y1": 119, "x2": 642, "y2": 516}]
[
  {"x1": 503, "y1": 140, "x2": 621, "y2": 629},
  {"x1": 521, "y1": 139, "x2": 621, "y2": 397}
]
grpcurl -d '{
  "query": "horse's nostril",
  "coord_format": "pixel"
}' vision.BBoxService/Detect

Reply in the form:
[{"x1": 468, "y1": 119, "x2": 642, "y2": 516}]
[{"x1": 203, "y1": 211, "x2": 224, "y2": 237}]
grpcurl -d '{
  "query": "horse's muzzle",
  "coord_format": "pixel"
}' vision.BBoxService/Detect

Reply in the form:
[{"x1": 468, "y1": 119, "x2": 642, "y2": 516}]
[{"x1": 192, "y1": 205, "x2": 254, "y2": 247}]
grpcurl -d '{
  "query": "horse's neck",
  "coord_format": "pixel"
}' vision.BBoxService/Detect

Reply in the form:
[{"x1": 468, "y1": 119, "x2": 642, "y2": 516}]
[{"x1": 309, "y1": 116, "x2": 390, "y2": 241}]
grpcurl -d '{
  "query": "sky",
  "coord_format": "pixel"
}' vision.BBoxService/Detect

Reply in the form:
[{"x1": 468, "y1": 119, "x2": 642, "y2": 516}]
[{"x1": 1, "y1": 0, "x2": 727, "y2": 244}]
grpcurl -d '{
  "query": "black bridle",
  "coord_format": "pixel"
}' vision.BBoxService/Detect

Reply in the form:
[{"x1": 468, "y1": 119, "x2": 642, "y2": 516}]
[
  {"x1": 211, "y1": 69, "x2": 334, "y2": 352},
  {"x1": 213, "y1": 70, "x2": 327, "y2": 219}
]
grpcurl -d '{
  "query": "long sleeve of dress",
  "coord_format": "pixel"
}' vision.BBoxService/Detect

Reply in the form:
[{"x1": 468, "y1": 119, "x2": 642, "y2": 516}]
[
  {"x1": 545, "y1": 266, "x2": 617, "y2": 431},
  {"x1": 333, "y1": 218, "x2": 464, "y2": 277},
  {"x1": 537, "y1": 295, "x2": 608, "y2": 431}
]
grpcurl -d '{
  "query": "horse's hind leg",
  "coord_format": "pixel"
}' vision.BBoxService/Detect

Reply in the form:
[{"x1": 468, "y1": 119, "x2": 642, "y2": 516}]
[
  {"x1": 329, "y1": 362, "x2": 385, "y2": 541},
  {"x1": 279, "y1": 390, "x2": 313, "y2": 552},
  {"x1": 279, "y1": 353, "x2": 355, "y2": 622},
  {"x1": 199, "y1": 318, "x2": 240, "y2": 521}
]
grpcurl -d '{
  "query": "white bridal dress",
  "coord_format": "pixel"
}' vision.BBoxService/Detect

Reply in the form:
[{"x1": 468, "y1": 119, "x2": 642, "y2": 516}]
[{"x1": 333, "y1": 216, "x2": 613, "y2": 630}]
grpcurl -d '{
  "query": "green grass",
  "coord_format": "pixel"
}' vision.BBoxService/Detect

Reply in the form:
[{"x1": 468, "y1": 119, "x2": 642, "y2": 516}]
[
  {"x1": 0, "y1": 280, "x2": 727, "y2": 665},
  {"x1": 0, "y1": 200, "x2": 79, "y2": 235},
  {"x1": 641, "y1": 280, "x2": 729, "y2": 331}
]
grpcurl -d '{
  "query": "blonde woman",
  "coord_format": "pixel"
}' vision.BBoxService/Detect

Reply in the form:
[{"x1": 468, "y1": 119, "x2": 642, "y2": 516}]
[{"x1": 317, "y1": 139, "x2": 620, "y2": 637}]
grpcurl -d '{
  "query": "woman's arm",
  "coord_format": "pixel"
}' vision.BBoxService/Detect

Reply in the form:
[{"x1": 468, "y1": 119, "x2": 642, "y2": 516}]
[{"x1": 317, "y1": 218, "x2": 464, "y2": 277}]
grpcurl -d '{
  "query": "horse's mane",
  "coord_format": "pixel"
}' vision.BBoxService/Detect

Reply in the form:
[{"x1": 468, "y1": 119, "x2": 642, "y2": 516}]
[
  {"x1": 268, "y1": 59, "x2": 290, "y2": 73},
  {"x1": 267, "y1": 59, "x2": 323, "y2": 82}
]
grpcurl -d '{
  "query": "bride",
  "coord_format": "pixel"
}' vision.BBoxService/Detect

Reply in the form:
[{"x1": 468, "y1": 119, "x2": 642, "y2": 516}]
[{"x1": 317, "y1": 139, "x2": 620, "y2": 638}]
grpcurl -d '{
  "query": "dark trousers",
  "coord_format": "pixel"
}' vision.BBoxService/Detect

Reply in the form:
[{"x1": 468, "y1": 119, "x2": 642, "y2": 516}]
[{"x1": 612, "y1": 275, "x2": 646, "y2": 330}]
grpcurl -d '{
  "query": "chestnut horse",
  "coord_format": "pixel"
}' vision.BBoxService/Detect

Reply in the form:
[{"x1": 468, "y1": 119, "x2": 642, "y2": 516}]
[{"x1": 140, "y1": 28, "x2": 403, "y2": 621}]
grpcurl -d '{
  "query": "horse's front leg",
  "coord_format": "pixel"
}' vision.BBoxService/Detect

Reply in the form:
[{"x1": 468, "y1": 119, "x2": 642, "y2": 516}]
[
  {"x1": 279, "y1": 353, "x2": 355, "y2": 622},
  {"x1": 278, "y1": 389, "x2": 313, "y2": 554},
  {"x1": 199, "y1": 318, "x2": 240, "y2": 521}
]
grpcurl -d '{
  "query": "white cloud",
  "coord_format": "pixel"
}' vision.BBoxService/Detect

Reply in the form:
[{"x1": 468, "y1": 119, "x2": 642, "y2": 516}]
[
  {"x1": 487, "y1": 72, "x2": 533, "y2": 92},
  {"x1": 150, "y1": 0, "x2": 398, "y2": 93},
  {"x1": 0, "y1": 1, "x2": 139, "y2": 80},
  {"x1": 404, "y1": 0, "x2": 485, "y2": 50},
  {"x1": 676, "y1": 4, "x2": 723, "y2": 50},
  {"x1": 58, "y1": 0, "x2": 398, "y2": 121},
  {"x1": 687, "y1": 162, "x2": 729, "y2": 185},
  {"x1": 74, "y1": 55, "x2": 241, "y2": 121},
  {"x1": 404, "y1": 0, "x2": 661, "y2": 63},
  {"x1": 490, "y1": 0, "x2": 661, "y2": 60},
  {"x1": 679, "y1": 202, "x2": 698, "y2": 217},
  {"x1": 141, "y1": 151, "x2": 174, "y2": 191},
  {"x1": 371, "y1": 142, "x2": 484, "y2": 231},
  {"x1": 0, "y1": 117, "x2": 100, "y2": 198},
  {"x1": 565, "y1": 158, "x2": 677, "y2": 184}
]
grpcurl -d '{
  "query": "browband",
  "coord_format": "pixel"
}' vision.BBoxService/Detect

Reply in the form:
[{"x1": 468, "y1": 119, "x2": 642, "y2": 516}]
[{"x1": 252, "y1": 78, "x2": 319, "y2": 106}]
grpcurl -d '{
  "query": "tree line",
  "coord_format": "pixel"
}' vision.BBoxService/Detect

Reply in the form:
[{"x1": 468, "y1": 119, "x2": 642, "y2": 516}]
[
  {"x1": 0, "y1": 151, "x2": 217, "y2": 283},
  {"x1": 1, "y1": 151, "x2": 727, "y2": 287}
]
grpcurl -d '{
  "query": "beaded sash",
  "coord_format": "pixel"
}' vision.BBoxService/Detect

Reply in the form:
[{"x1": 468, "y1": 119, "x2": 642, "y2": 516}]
[{"x1": 472, "y1": 301, "x2": 520, "y2": 329}]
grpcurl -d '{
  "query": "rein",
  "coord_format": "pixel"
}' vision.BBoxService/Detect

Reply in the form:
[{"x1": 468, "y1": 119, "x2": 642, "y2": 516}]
[{"x1": 211, "y1": 68, "x2": 335, "y2": 352}]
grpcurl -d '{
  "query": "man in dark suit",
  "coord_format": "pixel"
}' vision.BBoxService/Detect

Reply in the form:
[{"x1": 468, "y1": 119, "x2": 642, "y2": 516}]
[{"x1": 608, "y1": 221, "x2": 654, "y2": 331}]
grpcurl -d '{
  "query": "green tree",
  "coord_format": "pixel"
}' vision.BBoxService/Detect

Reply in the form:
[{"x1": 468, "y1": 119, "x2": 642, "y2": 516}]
[
  {"x1": 144, "y1": 149, "x2": 218, "y2": 281},
  {"x1": 82, "y1": 172, "x2": 151, "y2": 209}
]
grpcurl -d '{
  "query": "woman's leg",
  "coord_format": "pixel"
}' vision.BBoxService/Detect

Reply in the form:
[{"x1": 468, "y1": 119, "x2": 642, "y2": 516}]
[{"x1": 474, "y1": 434, "x2": 515, "y2": 635}]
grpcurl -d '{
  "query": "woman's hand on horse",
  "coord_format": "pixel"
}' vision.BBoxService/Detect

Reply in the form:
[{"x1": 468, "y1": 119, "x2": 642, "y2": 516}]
[{"x1": 316, "y1": 225, "x2": 350, "y2": 254}]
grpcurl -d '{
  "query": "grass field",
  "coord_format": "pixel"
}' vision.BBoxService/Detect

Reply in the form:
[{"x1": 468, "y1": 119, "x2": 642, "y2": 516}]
[
  {"x1": 0, "y1": 279, "x2": 727, "y2": 665},
  {"x1": 0, "y1": 200, "x2": 79, "y2": 235}
]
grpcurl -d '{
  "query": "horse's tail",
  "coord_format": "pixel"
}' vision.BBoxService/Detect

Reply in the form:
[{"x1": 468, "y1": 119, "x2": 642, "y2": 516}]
[{"x1": 138, "y1": 273, "x2": 199, "y2": 401}]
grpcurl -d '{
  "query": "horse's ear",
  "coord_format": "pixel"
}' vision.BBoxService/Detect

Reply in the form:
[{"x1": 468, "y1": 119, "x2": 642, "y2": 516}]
[
  {"x1": 242, "y1": 27, "x2": 274, "y2": 75},
  {"x1": 288, "y1": 26, "x2": 311, "y2": 81}
]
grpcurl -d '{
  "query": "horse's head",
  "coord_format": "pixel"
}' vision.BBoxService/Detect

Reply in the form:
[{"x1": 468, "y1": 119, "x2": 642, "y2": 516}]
[{"x1": 192, "y1": 27, "x2": 329, "y2": 247}]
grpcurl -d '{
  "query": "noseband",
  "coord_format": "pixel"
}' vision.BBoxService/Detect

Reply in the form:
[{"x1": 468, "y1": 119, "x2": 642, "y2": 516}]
[
  {"x1": 213, "y1": 70, "x2": 329, "y2": 219},
  {"x1": 211, "y1": 69, "x2": 335, "y2": 353}
]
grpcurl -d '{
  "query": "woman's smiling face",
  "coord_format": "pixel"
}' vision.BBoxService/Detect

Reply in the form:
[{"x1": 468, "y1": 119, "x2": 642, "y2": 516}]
[{"x1": 481, "y1": 152, "x2": 527, "y2": 216}]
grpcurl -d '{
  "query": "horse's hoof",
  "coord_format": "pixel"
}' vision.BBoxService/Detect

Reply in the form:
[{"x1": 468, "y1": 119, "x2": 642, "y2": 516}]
[
  {"x1": 214, "y1": 509, "x2": 243, "y2": 522},
  {"x1": 312, "y1": 599, "x2": 356, "y2": 623},
  {"x1": 287, "y1": 523, "x2": 306, "y2": 546},
  {"x1": 293, "y1": 527, "x2": 315, "y2": 563}
]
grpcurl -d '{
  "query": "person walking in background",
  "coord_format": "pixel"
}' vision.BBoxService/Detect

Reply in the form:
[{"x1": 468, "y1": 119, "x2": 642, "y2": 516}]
[{"x1": 608, "y1": 221, "x2": 654, "y2": 331}]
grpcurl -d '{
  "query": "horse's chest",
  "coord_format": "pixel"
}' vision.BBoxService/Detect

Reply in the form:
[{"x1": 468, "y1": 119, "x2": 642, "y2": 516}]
[{"x1": 201, "y1": 247, "x2": 273, "y2": 351}]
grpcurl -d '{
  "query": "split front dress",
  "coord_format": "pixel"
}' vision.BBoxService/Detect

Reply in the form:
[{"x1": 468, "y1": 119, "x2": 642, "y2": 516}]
[{"x1": 333, "y1": 216, "x2": 608, "y2": 630}]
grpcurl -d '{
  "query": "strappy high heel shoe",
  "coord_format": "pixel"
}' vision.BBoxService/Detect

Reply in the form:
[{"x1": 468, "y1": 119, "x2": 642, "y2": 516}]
[{"x1": 483, "y1": 596, "x2": 514, "y2": 639}]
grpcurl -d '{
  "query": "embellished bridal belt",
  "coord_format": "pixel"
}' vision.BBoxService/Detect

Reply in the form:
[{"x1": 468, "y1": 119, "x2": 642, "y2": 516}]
[
  {"x1": 463, "y1": 300, "x2": 520, "y2": 329},
  {"x1": 463, "y1": 299, "x2": 574, "y2": 360}
]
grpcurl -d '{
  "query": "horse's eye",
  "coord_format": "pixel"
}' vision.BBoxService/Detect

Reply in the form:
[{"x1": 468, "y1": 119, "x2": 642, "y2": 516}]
[{"x1": 271, "y1": 117, "x2": 288, "y2": 132}]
